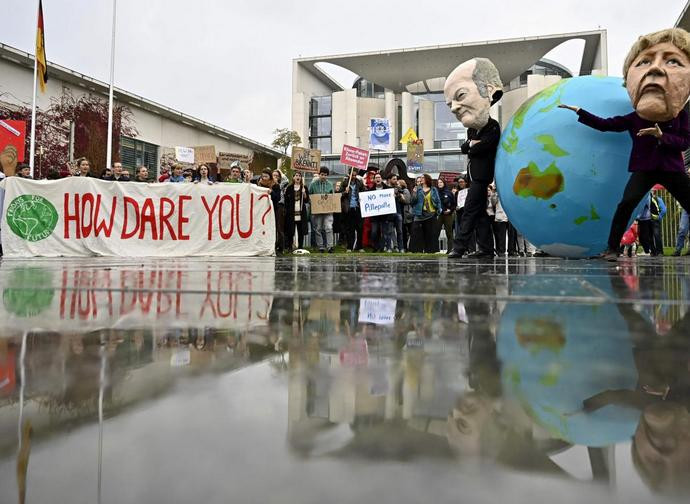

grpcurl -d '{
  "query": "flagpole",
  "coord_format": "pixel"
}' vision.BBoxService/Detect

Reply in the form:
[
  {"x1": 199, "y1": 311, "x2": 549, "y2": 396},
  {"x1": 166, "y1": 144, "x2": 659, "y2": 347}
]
[
  {"x1": 29, "y1": 1, "x2": 40, "y2": 178},
  {"x1": 105, "y1": 0, "x2": 117, "y2": 170}
]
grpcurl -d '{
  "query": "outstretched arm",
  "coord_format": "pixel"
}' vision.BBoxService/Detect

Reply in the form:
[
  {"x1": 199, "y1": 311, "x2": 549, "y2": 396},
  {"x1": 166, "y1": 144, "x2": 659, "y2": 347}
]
[{"x1": 558, "y1": 104, "x2": 630, "y2": 132}]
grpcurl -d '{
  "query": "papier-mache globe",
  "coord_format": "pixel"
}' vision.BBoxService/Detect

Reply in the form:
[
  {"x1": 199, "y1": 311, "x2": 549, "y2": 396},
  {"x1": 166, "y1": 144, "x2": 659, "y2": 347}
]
[{"x1": 495, "y1": 76, "x2": 644, "y2": 258}]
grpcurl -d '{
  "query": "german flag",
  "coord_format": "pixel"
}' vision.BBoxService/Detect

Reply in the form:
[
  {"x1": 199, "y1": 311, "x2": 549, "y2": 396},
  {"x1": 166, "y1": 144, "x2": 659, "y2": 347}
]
[{"x1": 36, "y1": 0, "x2": 48, "y2": 93}]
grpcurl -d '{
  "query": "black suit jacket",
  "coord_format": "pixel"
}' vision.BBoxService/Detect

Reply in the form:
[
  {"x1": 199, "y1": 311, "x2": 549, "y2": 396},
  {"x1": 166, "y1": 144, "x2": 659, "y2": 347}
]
[{"x1": 461, "y1": 117, "x2": 500, "y2": 183}]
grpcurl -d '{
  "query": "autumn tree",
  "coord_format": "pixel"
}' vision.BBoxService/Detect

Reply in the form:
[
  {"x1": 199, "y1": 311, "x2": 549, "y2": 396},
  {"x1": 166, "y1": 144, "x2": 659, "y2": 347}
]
[{"x1": 271, "y1": 128, "x2": 301, "y2": 175}]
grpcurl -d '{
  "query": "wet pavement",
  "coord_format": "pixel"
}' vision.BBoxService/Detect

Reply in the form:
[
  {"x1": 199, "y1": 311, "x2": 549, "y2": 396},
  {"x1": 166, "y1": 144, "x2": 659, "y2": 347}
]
[{"x1": 0, "y1": 255, "x2": 689, "y2": 503}]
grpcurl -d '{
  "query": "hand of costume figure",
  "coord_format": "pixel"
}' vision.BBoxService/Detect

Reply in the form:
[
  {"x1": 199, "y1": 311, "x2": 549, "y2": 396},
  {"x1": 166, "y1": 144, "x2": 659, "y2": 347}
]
[
  {"x1": 636, "y1": 124, "x2": 662, "y2": 139},
  {"x1": 469, "y1": 140, "x2": 481, "y2": 147},
  {"x1": 557, "y1": 104, "x2": 580, "y2": 113}
]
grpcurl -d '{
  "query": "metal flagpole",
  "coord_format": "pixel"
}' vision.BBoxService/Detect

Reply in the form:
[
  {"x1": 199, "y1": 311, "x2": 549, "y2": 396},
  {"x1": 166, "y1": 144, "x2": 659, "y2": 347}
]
[
  {"x1": 29, "y1": 0, "x2": 40, "y2": 178},
  {"x1": 105, "y1": 0, "x2": 117, "y2": 170}
]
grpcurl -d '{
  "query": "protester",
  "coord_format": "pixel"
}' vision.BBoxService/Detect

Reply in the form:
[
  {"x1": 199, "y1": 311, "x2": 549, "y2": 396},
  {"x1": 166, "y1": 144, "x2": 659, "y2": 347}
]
[
  {"x1": 183, "y1": 169, "x2": 193, "y2": 183},
  {"x1": 158, "y1": 165, "x2": 170, "y2": 183},
  {"x1": 621, "y1": 221, "x2": 639, "y2": 257},
  {"x1": 391, "y1": 174, "x2": 410, "y2": 253},
  {"x1": 109, "y1": 162, "x2": 131, "y2": 182},
  {"x1": 436, "y1": 178, "x2": 455, "y2": 247},
  {"x1": 368, "y1": 172, "x2": 391, "y2": 252},
  {"x1": 309, "y1": 166, "x2": 335, "y2": 253},
  {"x1": 637, "y1": 194, "x2": 654, "y2": 255},
  {"x1": 272, "y1": 169, "x2": 287, "y2": 253},
  {"x1": 133, "y1": 165, "x2": 149, "y2": 183},
  {"x1": 673, "y1": 203, "x2": 689, "y2": 256},
  {"x1": 100, "y1": 167, "x2": 113, "y2": 180},
  {"x1": 650, "y1": 189, "x2": 667, "y2": 256},
  {"x1": 339, "y1": 170, "x2": 365, "y2": 251},
  {"x1": 195, "y1": 164, "x2": 214, "y2": 184},
  {"x1": 226, "y1": 162, "x2": 242, "y2": 183},
  {"x1": 168, "y1": 163, "x2": 186, "y2": 183},
  {"x1": 14, "y1": 164, "x2": 31, "y2": 178},
  {"x1": 75, "y1": 157, "x2": 92, "y2": 177},
  {"x1": 491, "y1": 185, "x2": 508, "y2": 256},
  {"x1": 243, "y1": 168, "x2": 253, "y2": 184},
  {"x1": 409, "y1": 173, "x2": 442, "y2": 253},
  {"x1": 284, "y1": 171, "x2": 310, "y2": 251},
  {"x1": 361, "y1": 165, "x2": 379, "y2": 249}
]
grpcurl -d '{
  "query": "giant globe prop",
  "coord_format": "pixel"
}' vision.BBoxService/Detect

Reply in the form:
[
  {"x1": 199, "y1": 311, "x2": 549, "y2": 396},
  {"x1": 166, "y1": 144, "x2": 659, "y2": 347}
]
[{"x1": 495, "y1": 76, "x2": 643, "y2": 258}]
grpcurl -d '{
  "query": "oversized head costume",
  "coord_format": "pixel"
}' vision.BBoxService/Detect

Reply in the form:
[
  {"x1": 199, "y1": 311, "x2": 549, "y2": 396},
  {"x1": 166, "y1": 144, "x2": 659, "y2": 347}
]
[{"x1": 443, "y1": 57, "x2": 503, "y2": 130}]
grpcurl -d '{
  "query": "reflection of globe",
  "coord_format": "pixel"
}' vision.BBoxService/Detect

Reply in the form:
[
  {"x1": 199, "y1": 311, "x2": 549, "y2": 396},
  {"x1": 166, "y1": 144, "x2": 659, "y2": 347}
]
[
  {"x1": 6, "y1": 194, "x2": 59, "y2": 242},
  {"x1": 3, "y1": 268, "x2": 55, "y2": 317},
  {"x1": 497, "y1": 276, "x2": 640, "y2": 447},
  {"x1": 496, "y1": 76, "x2": 643, "y2": 257}
]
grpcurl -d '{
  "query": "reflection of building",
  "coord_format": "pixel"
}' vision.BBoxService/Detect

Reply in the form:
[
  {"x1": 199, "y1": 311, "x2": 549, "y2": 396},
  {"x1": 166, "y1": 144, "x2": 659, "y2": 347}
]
[
  {"x1": 292, "y1": 31, "x2": 607, "y2": 174},
  {"x1": 0, "y1": 42, "x2": 280, "y2": 176}
]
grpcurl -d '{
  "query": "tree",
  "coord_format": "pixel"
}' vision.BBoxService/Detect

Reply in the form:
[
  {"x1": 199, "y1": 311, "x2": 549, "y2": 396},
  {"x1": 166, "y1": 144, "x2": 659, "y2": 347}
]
[
  {"x1": 271, "y1": 128, "x2": 301, "y2": 175},
  {"x1": 0, "y1": 89, "x2": 137, "y2": 178}
]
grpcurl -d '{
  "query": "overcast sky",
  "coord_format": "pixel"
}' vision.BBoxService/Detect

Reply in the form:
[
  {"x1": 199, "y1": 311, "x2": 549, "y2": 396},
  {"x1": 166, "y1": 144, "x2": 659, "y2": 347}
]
[{"x1": 3, "y1": 0, "x2": 687, "y2": 146}]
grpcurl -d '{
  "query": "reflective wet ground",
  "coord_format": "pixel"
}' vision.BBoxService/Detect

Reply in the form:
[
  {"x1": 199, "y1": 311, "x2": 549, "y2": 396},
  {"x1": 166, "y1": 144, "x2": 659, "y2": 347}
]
[{"x1": 0, "y1": 255, "x2": 689, "y2": 503}]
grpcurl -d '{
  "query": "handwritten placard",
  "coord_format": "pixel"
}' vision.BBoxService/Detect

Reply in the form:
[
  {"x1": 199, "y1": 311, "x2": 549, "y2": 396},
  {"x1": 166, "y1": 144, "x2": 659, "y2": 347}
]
[
  {"x1": 360, "y1": 188, "x2": 396, "y2": 218},
  {"x1": 175, "y1": 146, "x2": 195, "y2": 164},
  {"x1": 340, "y1": 144, "x2": 370, "y2": 170},
  {"x1": 292, "y1": 146, "x2": 321, "y2": 173}
]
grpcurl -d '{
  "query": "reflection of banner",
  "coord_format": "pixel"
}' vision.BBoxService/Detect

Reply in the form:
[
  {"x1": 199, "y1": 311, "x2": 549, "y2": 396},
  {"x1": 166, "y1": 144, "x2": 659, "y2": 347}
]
[
  {"x1": 360, "y1": 188, "x2": 396, "y2": 218},
  {"x1": 0, "y1": 177, "x2": 275, "y2": 257},
  {"x1": 358, "y1": 298, "x2": 396, "y2": 325},
  {"x1": 311, "y1": 193, "x2": 341, "y2": 214},
  {"x1": 193, "y1": 145, "x2": 217, "y2": 164},
  {"x1": 291, "y1": 146, "x2": 321, "y2": 173},
  {"x1": 407, "y1": 139, "x2": 424, "y2": 173},
  {"x1": 175, "y1": 146, "x2": 195, "y2": 164},
  {"x1": 369, "y1": 118, "x2": 390, "y2": 151},
  {"x1": 0, "y1": 263, "x2": 275, "y2": 332}
]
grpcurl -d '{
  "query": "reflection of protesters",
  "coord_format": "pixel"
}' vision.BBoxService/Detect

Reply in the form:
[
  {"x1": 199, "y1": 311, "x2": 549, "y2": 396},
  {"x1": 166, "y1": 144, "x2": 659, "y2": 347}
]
[{"x1": 559, "y1": 28, "x2": 690, "y2": 260}]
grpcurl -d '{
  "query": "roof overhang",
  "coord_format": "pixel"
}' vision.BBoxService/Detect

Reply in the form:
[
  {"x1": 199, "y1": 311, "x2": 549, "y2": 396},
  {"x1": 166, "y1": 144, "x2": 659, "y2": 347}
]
[
  {"x1": 676, "y1": 0, "x2": 690, "y2": 30},
  {"x1": 0, "y1": 43, "x2": 281, "y2": 158},
  {"x1": 295, "y1": 30, "x2": 606, "y2": 93}
]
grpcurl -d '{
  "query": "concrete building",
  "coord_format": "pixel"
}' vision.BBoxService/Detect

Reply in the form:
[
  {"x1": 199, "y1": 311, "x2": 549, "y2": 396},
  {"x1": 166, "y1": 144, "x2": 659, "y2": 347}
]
[
  {"x1": 0, "y1": 42, "x2": 280, "y2": 177},
  {"x1": 292, "y1": 31, "x2": 607, "y2": 175}
]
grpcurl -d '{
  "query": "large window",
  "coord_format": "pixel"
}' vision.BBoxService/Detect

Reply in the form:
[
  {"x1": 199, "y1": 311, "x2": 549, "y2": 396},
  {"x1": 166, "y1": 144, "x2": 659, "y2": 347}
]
[
  {"x1": 413, "y1": 92, "x2": 467, "y2": 149},
  {"x1": 309, "y1": 96, "x2": 332, "y2": 154},
  {"x1": 354, "y1": 78, "x2": 385, "y2": 99},
  {"x1": 120, "y1": 137, "x2": 158, "y2": 178}
]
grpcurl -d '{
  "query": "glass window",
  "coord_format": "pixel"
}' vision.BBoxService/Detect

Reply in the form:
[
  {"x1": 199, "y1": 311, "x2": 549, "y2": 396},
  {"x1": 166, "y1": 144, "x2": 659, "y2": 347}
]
[
  {"x1": 120, "y1": 136, "x2": 158, "y2": 178},
  {"x1": 310, "y1": 96, "x2": 332, "y2": 116},
  {"x1": 310, "y1": 137, "x2": 331, "y2": 153},
  {"x1": 310, "y1": 116, "x2": 331, "y2": 137}
]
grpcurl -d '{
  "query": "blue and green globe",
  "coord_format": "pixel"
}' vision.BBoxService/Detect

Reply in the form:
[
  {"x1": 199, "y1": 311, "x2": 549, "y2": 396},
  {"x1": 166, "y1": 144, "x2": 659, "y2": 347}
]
[{"x1": 495, "y1": 76, "x2": 642, "y2": 257}]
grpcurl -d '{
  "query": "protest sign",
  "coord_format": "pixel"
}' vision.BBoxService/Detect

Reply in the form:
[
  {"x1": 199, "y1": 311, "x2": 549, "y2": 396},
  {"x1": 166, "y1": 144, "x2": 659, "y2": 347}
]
[
  {"x1": 439, "y1": 171, "x2": 463, "y2": 186},
  {"x1": 193, "y1": 145, "x2": 217, "y2": 164},
  {"x1": 0, "y1": 120, "x2": 26, "y2": 163},
  {"x1": 218, "y1": 152, "x2": 254, "y2": 169},
  {"x1": 175, "y1": 146, "x2": 195, "y2": 164},
  {"x1": 291, "y1": 146, "x2": 321, "y2": 173},
  {"x1": 369, "y1": 118, "x2": 391, "y2": 151},
  {"x1": 0, "y1": 177, "x2": 275, "y2": 258},
  {"x1": 310, "y1": 193, "x2": 341, "y2": 214},
  {"x1": 358, "y1": 298, "x2": 397, "y2": 325},
  {"x1": 400, "y1": 127, "x2": 418, "y2": 144},
  {"x1": 407, "y1": 139, "x2": 424, "y2": 173},
  {"x1": 359, "y1": 188, "x2": 396, "y2": 218},
  {"x1": 340, "y1": 144, "x2": 370, "y2": 171}
]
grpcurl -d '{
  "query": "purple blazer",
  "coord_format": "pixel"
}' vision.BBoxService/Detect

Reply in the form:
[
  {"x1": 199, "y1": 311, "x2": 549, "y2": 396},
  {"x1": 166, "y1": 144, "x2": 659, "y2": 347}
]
[{"x1": 577, "y1": 108, "x2": 689, "y2": 173}]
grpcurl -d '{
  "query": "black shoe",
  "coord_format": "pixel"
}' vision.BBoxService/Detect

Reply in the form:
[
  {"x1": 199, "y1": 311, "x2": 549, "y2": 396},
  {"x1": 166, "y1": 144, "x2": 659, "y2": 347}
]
[
  {"x1": 672, "y1": 249, "x2": 681, "y2": 257},
  {"x1": 448, "y1": 248, "x2": 466, "y2": 259},
  {"x1": 467, "y1": 250, "x2": 495, "y2": 258},
  {"x1": 327, "y1": 247, "x2": 334, "y2": 253},
  {"x1": 533, "y1": 250, "x2": 549, "y2": 257}
]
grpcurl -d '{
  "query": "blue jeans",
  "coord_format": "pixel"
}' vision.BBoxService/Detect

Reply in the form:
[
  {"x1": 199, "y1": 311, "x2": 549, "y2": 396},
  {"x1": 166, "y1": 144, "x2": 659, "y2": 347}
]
[
  {"x1": 394, "y1": 213, "x2": 404, "y2": 250},
  {"x1": 677, "y1": 210, "x2": 689, "y2": 250}
]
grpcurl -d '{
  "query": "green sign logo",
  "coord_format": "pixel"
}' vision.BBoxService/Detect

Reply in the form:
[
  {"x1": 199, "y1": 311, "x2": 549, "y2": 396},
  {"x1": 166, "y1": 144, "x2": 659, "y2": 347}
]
[{"x1": 6, "y1": 195, "x2": 58, "y2": 242}]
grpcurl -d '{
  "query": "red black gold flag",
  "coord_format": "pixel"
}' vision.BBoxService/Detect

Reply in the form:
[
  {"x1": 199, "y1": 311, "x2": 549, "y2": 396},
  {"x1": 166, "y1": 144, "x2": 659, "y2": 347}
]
[{"x1": 36, "y1": 0, "x2": 48, "y2": 93}]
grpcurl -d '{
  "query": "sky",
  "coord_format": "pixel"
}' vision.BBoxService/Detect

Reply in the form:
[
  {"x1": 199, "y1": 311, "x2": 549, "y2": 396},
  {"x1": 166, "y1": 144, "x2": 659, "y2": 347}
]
[{"x1": 3, "y1": 0, "x2": 688, "y2": 146}]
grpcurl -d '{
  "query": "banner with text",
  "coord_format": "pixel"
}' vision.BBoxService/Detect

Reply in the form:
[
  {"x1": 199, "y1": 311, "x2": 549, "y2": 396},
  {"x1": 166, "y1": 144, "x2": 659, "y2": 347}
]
[
  {"x1": 359, "y1": 188, "x2": 396, "y2": 218},
  {"x1": 0, "y1": 177, "x2": 275, "y2": 258},
  {"x1": 340, "y1": 144, "x2": 370, "y2": 171}
]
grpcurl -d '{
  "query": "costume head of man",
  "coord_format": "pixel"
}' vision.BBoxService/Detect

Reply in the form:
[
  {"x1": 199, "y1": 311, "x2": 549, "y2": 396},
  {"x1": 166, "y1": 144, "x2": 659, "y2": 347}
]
[
  {"x1": 444, "y1": 58, "x2": 503, "y2": 130},
  {"x1": 623, "y1": 28, "x2": 690, "y2": 122}
]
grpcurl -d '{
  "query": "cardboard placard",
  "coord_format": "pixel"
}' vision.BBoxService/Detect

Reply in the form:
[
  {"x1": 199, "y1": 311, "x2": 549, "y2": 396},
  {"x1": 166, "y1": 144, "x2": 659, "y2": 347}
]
[
  {"x1": 218, "y1": 151, "x2": 254, "y2": 169},
  {"x1": 407, "y1": 139, "x2": 424, "y2": 173},
  {"x1": 311, "y1": 193, "x2": 341, "y2": 214},
  {"x1": 307, "y1": 299, "x2": 341, "y2": 322},
  {"x1": 0, "y1": 120, "x2": 27, "y2": 177},
  {"x1": 194, "y1": 145, "x2": 217, "y2": 164},
  {"x1": 292, "y1": 146, "x2": 321, "y2": 173}
]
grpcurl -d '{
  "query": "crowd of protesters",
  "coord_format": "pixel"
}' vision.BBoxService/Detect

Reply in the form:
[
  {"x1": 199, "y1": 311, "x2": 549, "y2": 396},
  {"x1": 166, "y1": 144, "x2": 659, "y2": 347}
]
[{"x1": 5, "y1": 155, "x2": 689, "y2": 257}]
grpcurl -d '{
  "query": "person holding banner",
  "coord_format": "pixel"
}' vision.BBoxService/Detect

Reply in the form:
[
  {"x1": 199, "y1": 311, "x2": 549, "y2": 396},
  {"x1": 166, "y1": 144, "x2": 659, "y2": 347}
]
[
  {"x1": 309, "y1": 167, "x2": 335, "y2": 253},
  {"x1": 284, "y1": 171, "x2": 310, "y2": 252},
  {"x1": 339, "y1": 170, "x2": 365, "y2": 251},
  {"x1": 369, "y1": 173, "x2": 393, "y2": 252},
  {"x1": 225, "y1": 162, "x2": 242, "y2": 183},
  {"x1": 410, "y1": 174, "x2": 442, "y2": 253}
]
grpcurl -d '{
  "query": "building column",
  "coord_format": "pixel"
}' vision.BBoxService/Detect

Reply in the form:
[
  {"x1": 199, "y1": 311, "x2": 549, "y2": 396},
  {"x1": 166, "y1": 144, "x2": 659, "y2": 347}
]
[
  {"x1": 384, "y1": 91, "x2": 397, "y2": 152},
  {"x1": 418, "y1": 100, "x2": 434, "y2": 148},
  {"x1": 401, "y1": 92, "x2": 414, "y2": 149}
]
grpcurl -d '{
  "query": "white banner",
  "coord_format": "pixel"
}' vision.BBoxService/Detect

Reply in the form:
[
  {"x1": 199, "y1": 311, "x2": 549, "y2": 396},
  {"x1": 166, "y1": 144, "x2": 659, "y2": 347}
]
[
  {"x1": 0, "y1": 260, "x2": 275, "y2": 333},
  {"x1": 360, "y1": 188, "x2": 396, "y2": 218},
  {"x1": 0, "y1": 177, "x2": 275, "y2": 257},
  {"x1": 358, "y1": 298, "x2": 397, "y2": 325}
]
